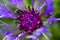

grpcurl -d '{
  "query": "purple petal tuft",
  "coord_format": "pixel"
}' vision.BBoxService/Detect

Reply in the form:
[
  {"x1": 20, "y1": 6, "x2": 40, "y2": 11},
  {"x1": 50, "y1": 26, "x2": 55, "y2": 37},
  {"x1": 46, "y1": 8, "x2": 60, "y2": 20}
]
[
  {"x1": 8, "y1": 0, "x2": 17, "y2": 7},
  {"x1": 0, "y1": 4, "x2": 15, "y2": 18},
  {"x1": 3, "y1": 31, "x2": 26, "y2": 40},
  {"x1": 47, "y1": 15, "x2": 56, "y2": 21},
  {"x1": 41, "y1": 0, "x2": 54, "y2": 16}
]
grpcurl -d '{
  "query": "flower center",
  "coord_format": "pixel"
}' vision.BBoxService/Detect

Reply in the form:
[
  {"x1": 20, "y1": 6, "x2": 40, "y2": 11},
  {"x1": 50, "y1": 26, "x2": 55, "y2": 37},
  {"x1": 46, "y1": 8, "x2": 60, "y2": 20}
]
[{"x1": 16, "y1": 9, "x2": 43, "y2": 34}]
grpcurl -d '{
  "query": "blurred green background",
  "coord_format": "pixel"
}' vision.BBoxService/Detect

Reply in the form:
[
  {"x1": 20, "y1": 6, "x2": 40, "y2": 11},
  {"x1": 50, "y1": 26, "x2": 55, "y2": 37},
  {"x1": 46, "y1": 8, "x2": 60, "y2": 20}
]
[{"x1": 0, "y1": 0, "x2": 60, "y2": 40}]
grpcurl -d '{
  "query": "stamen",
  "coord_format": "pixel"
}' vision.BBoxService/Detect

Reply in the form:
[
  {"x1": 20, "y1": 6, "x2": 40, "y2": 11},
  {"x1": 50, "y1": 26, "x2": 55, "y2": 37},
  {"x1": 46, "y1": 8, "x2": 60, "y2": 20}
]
[
  {"x1": 28, "y1": 6, "x2": 30, "y2": 11},
  {"x1": 15, "y1": 9, "x2": 24, "y2": 14}
]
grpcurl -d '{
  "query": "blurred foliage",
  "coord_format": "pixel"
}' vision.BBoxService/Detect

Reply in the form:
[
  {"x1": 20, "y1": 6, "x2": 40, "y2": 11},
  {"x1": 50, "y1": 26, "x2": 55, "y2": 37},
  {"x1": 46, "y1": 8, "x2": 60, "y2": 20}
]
[{"x1": 0, "y1": 0, "x2": 60, "y2": 40}]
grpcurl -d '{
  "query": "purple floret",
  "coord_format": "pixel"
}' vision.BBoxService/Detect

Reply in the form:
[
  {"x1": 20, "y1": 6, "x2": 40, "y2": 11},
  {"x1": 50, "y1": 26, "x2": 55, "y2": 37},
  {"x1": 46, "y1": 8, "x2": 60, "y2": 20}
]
[{"x1": 16, "y1": 8, "x2": 43, "y2": 34}]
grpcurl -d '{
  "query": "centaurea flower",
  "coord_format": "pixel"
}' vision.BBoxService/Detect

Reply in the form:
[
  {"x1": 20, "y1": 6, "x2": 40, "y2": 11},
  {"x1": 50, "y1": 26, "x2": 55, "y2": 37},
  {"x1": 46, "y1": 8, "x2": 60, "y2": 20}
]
[{"x1": 0, "y1": 0, "x2": 60, "y2": 40}]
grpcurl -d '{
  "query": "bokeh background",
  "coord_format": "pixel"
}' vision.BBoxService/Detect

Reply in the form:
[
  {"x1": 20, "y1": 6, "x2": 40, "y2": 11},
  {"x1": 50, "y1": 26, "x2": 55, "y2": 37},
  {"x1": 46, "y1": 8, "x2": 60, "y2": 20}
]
[{"x1": 0, "y1": 0, "x2": 60, "y2": 40}]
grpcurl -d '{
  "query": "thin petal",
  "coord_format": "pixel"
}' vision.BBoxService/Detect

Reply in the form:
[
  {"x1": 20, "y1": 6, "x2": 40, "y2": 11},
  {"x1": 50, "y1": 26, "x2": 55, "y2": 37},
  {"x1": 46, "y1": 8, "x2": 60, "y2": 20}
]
[
  {"x1": 35, "y1": 2, "x2": 46, "y2": 14},
  {"x1": 0, "y1": 15, "x2": 4, "y2": 18},
  {"x1": 0, "y1": 4, "x2": 15, "y2": 18},
  {"x1": 26, "y1": 35, "x2": 37, "y2": 39},
  {"x1": 8, "y1": 0, "x2": 17, "y2": 7},
  {"x1": 47, "y1": 15, "x2": 56, "y2": 21},
  {"x1": 42, "y1": 33, "x2": 49, "y2": 40},
  {"x1": 26, "y1": 35, "x2": 39, "y2": 40},
  {"x1": 9, "y1": 0, "x2": 26, "y2": 10},
  {"x1": 35, "y1": 0, "x2": 46, "y2": 14},
  {"x1": 45, "y1": 30, "x2": 52, "y2": 36},
  {"x1": 0, "y1": 28, "x2": 14, "y2": 35},
  {"x1": 41, "y1": 0, "x2": 54, "y2": 16},
  {"x1": 0, "y1": 20, "x2": 15, "y2": 27},
  {"x1": 32, "y1": 0, "x2": 35, "y2": 8},
  {"x1": 36, "y1": 38, "x2": 39, "y2": 40},
  {"x1": 3, "y1": 31, "x2": 26, "y2": 40},
  {"x1": 33, "y1": 27, "x2": 46, "y2": 36},
  {"x1": 37, "y1": 0, "x2": 42, "y2": 6},
  {"x1": 3, "y1": 34, "x2": 16, "y2": 40},
  {"x1": 56, "y1": 18, "x2": 60, "y2": 21},
  {"x1": 45, "y1": 21, "x2": 52, "y2": 28},
  {"x1": 16, "y1": 0, "x2": 25, "y2": 9},
  {"x1": 47, "y1": 15, "x2": 60, "y2": 28}
]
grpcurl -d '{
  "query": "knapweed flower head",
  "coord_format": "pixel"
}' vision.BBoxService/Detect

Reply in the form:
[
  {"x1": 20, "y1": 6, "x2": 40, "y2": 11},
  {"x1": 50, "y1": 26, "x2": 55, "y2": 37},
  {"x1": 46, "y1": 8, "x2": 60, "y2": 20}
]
[{"x1": 0, "y1": 0, "x2": 60, "y2": 40}]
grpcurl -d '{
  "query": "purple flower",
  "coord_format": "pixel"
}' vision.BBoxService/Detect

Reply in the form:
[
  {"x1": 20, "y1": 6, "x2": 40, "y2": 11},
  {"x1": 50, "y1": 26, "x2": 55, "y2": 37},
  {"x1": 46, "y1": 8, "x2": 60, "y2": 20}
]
[{"x1": 0, "y1": 0, "x2": 60, "y2": 40}]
